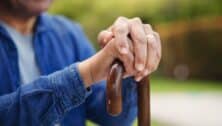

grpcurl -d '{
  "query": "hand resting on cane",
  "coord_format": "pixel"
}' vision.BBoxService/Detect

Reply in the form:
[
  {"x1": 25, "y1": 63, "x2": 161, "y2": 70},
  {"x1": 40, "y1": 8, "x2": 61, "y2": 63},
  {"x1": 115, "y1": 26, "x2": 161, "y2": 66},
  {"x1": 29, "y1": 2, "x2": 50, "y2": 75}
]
[{"x1": 78, "y1": 17, "x2": 161, "y2": 88}]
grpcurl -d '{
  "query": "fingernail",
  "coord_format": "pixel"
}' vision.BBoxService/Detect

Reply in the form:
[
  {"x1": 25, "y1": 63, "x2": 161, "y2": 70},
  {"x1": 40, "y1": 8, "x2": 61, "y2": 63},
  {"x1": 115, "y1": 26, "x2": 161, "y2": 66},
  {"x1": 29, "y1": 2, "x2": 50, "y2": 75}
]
[
  {"x1": 144, "y1": 70, "x2": 149, "y2": 75},
  {"x1": 135, "y1": 76, "x2": 142, "y2": 82},
  {"x1": 103, "y1": 38, "x2": 107, "y2": 42},
  {"x1": 120, "y1": 48, "x2": 128, "y2": 54},
  {"x1": 136, "y1": 64, "x2": 145, "y2": 71}
]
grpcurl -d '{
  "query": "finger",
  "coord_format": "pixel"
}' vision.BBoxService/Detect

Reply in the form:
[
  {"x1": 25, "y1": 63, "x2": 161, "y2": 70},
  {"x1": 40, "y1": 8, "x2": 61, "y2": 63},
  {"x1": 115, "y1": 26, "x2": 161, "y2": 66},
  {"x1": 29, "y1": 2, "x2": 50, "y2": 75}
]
[
  {"x1": 135, "y1": 24, "x2": 154, "y2": 81},
  {"x1": 144, "y1": 24, "x2": 155, "y2": 73},
  {"x1": 146, "y1": 33, "x2": 159, "y2": 74},
  {"x1": 135, "y1": 33, "x2": 157, "y2": 82},
  {"x1": 98, "y1": 30, "x2": 114, "y2": 48},
  {"x1": 114, "y1": 37, "x2": 135, "y2": 76},
  {"x1": 149, "y1": 32, "x2": 162, "y2": 72},
  {"x1": 129, "y1": 18, "x2": 147, "y2": 73},
  {"x1": 153, "y1": 32, "x2": 162, "y2": 61},
  {"x1": 143, "y1": 24, "x2": 154, "y2": 74},
  {"x1": 112, "y1": 17, "x2": 130, "y2": 54}
]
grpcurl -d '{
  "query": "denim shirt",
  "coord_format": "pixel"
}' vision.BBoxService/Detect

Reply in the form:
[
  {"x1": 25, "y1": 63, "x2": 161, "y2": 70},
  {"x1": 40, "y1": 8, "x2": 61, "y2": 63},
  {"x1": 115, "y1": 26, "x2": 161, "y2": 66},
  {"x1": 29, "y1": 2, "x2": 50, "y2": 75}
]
[{"x1": 0, "y1": 13, "x2": 137, "y2": 126}]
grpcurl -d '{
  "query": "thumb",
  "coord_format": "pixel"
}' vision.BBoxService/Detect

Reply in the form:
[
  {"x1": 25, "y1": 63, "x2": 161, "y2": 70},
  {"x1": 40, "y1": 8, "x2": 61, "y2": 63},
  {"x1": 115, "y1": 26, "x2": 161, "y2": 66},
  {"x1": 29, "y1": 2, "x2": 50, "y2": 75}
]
[{"x1": 98, "y1": 30, "x2": 113, "y2": 48}]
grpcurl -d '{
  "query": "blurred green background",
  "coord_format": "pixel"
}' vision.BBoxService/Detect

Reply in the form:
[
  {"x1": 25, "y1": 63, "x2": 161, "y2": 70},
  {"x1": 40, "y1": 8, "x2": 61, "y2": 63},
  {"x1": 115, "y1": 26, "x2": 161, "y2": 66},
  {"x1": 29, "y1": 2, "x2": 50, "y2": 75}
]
[{"x1": 49, "y1": 0, "x2": 222, "y2": 125}]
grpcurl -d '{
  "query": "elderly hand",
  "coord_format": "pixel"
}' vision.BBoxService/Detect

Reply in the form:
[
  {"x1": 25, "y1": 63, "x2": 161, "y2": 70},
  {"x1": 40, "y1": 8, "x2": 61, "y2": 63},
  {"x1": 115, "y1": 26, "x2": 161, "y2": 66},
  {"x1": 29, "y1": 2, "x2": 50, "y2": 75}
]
[
  {"x1": 78, "y1": 17, "x2": 161, "y2": 87},
  {"x1": 98, "y1": 17, "x2": 162, "y2": 81}
]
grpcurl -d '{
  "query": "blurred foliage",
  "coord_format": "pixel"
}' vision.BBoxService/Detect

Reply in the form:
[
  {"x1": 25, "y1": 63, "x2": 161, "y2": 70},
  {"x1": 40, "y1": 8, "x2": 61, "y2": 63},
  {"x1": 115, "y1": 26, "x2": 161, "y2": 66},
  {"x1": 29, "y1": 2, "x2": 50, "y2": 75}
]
[
  {"x1": 49, "y1": 0, "x2": 222, "y2": 80},
  {"x1": 158, "y1": 17, "x2": 222, "y2": 80},
  {"x1": 49, "y1": 0, "x2": 222, "y2": 43}
]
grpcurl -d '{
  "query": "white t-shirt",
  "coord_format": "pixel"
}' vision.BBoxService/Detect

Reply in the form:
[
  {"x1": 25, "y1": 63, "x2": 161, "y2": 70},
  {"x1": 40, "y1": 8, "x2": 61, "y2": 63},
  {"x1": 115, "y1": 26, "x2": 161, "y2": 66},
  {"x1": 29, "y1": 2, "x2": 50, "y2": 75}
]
[{"x1": 0, "y1": 21, "x2": 40, "y2": 84}]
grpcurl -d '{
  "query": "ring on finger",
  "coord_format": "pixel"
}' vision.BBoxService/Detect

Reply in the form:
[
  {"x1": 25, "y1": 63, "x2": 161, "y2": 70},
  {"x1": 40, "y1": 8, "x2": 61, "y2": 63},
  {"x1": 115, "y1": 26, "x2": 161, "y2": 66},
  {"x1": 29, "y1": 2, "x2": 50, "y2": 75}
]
[{"x1": 146, "y1": 34, "x2": 155, "y2": 43}]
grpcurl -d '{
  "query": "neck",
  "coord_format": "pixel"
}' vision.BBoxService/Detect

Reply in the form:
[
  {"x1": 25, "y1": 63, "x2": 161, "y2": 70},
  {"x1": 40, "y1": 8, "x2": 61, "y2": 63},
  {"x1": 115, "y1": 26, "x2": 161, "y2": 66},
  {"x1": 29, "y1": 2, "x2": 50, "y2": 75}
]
[{"x1": 0, "y1": 4, "x2": 37, "y2": 35}]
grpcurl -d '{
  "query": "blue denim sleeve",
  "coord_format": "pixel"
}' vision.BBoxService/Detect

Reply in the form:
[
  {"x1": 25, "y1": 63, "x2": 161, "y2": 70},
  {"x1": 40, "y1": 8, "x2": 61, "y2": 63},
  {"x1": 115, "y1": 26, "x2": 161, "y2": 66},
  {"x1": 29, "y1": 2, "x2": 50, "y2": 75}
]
[{"x1": 0, "y1": 63, "x2": 91, "y2": 126}]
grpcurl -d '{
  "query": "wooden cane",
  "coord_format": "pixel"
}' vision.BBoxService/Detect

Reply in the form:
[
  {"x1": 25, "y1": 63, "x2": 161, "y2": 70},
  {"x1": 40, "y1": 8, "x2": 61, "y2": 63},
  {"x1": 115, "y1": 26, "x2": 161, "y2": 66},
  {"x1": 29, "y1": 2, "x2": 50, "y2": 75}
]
[
  {"x1": 137, "y1": 76, "x2": 150, "y2": 126},
  {"x1": 106, "y1": 61, "x2": 124, "y2": 116},
  {"x1": 106, "y1": 61, "x2": 150, "y2": 126}
]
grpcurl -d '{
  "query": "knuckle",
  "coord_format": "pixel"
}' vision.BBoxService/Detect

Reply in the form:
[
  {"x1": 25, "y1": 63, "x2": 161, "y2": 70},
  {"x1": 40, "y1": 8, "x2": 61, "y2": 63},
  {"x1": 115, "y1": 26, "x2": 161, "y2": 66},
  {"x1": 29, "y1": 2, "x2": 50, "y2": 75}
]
[
  {"x1": 117, "y1": 16, "x2": 128, "y2": 21},
  {"x1": 153, "y1": 31, "x2": 159, "y2": 35},
  {"x1": 144, "y1": 24, "x2": 152, "y2": 30},
  {"x1": 99, "y1": 30, "x2": 107, "y2": 36},
  {"x1": 135, "y1": 36, "x2": 147, "y2": 44},
  {"x1": 114, "y1": 24, "x2": 128, "y2": 34},
  {"x1": 153, "y1": 32, "x2": 160, "y2": 39},
  {"x1": 117, "y1": 16, "x2": 124, "y2": 20},
  {"x1": 132, "y1": 17, "x2": 142, "y2": 23}
]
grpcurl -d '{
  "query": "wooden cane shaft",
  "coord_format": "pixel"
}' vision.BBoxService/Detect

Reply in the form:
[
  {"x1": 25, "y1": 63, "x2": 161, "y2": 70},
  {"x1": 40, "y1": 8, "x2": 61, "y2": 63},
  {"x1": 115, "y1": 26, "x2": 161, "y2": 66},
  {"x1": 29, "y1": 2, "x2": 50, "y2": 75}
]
[
  {"x1": 138, "y1": 76, "x2": 150, "y2": 126},
  {"x1": 106, "y1": 61, "x2": 150, "y2": 126},
  {"x1": 106, "y1": 61, "x2": 123, "y2": 116}
]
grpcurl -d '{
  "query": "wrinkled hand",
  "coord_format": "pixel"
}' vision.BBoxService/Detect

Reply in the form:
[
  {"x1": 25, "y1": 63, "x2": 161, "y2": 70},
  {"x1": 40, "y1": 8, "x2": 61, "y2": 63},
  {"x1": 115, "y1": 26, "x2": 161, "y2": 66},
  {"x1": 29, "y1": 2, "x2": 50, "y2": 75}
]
[
  {"x1": 78, "y1": 17, "x2": 161, "y2": 87},
  {"x1": 98, "y1": 17, "x2": 162, "y2": 81}
]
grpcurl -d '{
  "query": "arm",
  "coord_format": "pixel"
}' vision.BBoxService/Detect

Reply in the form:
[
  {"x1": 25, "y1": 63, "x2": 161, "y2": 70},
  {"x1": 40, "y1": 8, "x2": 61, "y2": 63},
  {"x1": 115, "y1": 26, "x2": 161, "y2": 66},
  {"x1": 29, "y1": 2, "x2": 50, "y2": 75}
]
[{"x1": 0, "y1": 64, "x2": 90, "y2": 126}]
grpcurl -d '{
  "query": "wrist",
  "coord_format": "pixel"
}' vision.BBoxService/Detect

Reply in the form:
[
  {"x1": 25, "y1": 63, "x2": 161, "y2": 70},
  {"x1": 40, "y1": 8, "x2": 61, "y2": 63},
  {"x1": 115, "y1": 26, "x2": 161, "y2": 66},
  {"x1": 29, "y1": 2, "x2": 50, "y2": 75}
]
[
  {"x1": 78, "y1": 48, "x2": 114, "y2": 87},
  {"x1": 78, "y1": 59, "x2": 93, "y2": 88}
]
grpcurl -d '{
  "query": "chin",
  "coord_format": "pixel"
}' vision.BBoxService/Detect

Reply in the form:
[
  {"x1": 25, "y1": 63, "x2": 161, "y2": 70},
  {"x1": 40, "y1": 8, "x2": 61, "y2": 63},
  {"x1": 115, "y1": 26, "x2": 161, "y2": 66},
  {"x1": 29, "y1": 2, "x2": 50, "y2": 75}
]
[
  {"x1": 16, "y1": 0, "x2": 53, "y2": 16},
  {"x1": 26, "y1": 6, "x2": 50, "y2": 16}
]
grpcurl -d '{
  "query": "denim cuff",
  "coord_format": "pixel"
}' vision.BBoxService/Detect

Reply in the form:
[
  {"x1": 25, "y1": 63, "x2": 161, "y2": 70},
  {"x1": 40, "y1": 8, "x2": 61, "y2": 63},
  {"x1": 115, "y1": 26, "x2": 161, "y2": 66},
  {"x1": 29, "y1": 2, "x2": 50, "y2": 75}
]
[{"x1": 49, "y1": 63, "x2": 92, "y2": 115}]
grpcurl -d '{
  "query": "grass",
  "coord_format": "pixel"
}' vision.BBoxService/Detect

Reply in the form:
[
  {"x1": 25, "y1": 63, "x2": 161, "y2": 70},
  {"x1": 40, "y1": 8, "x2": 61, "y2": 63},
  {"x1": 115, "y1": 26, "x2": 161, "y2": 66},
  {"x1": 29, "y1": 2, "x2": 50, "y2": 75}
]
[
  {"x1": 150, "y1": 76, "x2": 222, "y2": 93},
  {"x1": 86, "y1": 77, "x2": 222, "y2": 126},
  {"x1": 86, "y1": 120, "x2": 162, "y2": 126}
]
